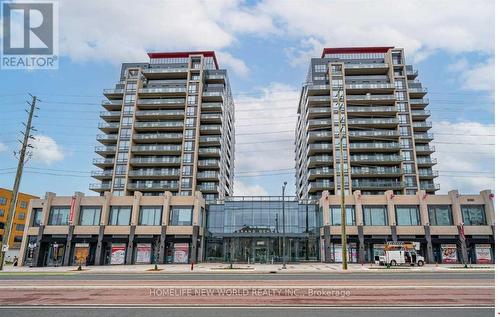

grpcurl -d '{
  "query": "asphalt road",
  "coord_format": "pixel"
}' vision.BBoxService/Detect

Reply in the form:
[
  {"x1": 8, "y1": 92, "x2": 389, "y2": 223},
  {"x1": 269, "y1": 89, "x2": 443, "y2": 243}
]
[
  {"x1": 0, "y1": 306, "x2": 493, "y2": 317},
  {"x1": 0, "y1": 271, "x2": 493, "y2": 280}
]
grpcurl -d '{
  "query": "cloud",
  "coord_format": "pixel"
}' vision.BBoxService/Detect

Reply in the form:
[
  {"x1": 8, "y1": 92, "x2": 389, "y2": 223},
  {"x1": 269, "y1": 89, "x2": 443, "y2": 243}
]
[
  {"x1": 0, "y1": 143, "x2": 6, "y2": 153},
  {"x1": 432, "y1": 121, "x2": 494, "y2": 194},
  {"x1": 30, "y1": 135, "x2": 64, "y2": 165},
  {"x1": 233, "y1": 180, "x2": 269, "y2": 196},
  {"x1": 448, "y1": 58, "x2": 494, "y2": 92},
  {"x1": 217, "y1": 51, "x2": 250, "y2": 77},
  {"x1": 259, "y1": 0, "x2": 494, "y2": 63}
]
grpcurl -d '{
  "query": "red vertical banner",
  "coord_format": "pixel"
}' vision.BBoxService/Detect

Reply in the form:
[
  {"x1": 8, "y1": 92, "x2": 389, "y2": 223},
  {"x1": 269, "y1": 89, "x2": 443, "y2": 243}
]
[{"x1": 69, "y1": 196, "x2": 76, "y2": 225}]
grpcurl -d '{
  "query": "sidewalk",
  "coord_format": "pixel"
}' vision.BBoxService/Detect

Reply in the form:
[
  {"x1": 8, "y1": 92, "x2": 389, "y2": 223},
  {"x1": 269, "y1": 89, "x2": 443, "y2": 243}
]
[{"x1": 0, "y1": 263, "x2": 494, "y2": 274}]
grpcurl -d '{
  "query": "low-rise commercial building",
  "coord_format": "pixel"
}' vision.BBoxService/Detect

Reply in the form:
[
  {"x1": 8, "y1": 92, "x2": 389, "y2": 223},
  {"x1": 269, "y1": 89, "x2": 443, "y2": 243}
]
[{"x1": 20, "y1": 189, "x2": 494, "y2": 266}]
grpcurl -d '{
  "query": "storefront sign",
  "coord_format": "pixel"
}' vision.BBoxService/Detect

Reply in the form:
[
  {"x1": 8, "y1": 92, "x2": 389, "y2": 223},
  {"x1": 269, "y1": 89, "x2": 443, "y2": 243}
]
[
  {"x1": 74, "y1": 243, "x2": 89, "y2": 266},
  {"x1": 441, "y1": 244, "x2": 458, "y2": 264},
  {"x1": 173, "y1": 243, "x2": 189, "y2": 263},
  {"x1": 135, "y1": 243, "x2": 152, "y2": 264},
  {"x1": 475, "y1": 244, "x2": 492, "y2": 264},
  {"x1": 110, "y1": 243, "x2": 126, "y2": 265}
]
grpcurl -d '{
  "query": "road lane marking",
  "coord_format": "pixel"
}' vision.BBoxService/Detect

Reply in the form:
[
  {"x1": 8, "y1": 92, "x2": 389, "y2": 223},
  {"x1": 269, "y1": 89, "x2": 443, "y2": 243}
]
[{"x1": 0, "y1": 305, "x2": 494, "y2": 309}]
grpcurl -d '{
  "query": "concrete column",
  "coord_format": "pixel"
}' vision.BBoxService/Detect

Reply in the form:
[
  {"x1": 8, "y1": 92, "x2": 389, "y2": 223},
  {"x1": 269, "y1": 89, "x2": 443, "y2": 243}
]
[
  {"x1": 190, "y1": 226, "x2": 199, "y2": 263},
  {"x1": 126, "y1": 225, "x2": 135, "y2": 265},
  {"x1": 131, "y1": 191, "x2": 142, "y2": 226},
  {"x1": 323, "y1": 225, "x2": 331, "y2": 262},
  {"x1": 480, "y1": 190, "x2": 495, "y2": 226},
  {"x1": 458, "y1": 225, "x2": 468, "y2": 265},
  {"x1": 321, "y1": 190, "x2": 330, "y2": 226},
  {"x1": 159, "y1": 192, "x2": 172, "y2": 264},
  {"x1": 448, "y1": 190, "x2": 462, "y2": 225},
  {"x1": 159, "y1": 225, "x2": 167, "y2": 264},
  {"x1": 94, "y1": 225, "x2": 105, "y2": 265},
  {"x1": 354, "y1": 190, "x2": 363, "y2": 226},
  {"x1": 32, "y1": 192, "x2": 55, "y2": 267},
  {"x1": 424, "y1": 225, "x2": 434, "y2": 264},
  {"x1": 385, "y1": 190, "x2": 397, "y2": 241},
  {"x1": 63, "y1": 226, "x2": 74, "y2": 266},
  {"x1": 100, "y1": 192, "x2": 112, "y2": 226},
  {"x1": 417, "y1": 190, "x2": 430, "y2": 226},
  {"x1": 357, "y1": 225, "x2": 365, "y2": 264}
]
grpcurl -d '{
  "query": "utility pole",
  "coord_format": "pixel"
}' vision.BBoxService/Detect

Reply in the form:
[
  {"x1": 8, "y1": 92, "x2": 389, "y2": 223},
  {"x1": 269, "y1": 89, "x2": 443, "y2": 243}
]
[
  {"x1": 0, "y1": 95, "x2": 39, "y2": 271},
  {"x1": 281, "y1": 181, "x2": 287, "y2": 269},
  {"x1": 336, "y1": 84, "x2": 348, "y2": 271}
]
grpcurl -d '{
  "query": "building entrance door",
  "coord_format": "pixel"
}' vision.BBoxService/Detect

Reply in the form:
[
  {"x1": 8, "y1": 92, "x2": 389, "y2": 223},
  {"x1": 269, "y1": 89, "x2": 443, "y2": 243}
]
[{"x1": 255, "y1": 239, "x2": 268, "y2": 263}]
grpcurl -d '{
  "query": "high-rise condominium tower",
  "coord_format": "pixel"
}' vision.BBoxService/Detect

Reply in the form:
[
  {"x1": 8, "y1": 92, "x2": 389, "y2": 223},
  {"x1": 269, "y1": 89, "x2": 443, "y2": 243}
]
[
  {"x1": 295, "y1": 47, "x2": 438, "y2": 199},
  {"x1": 91, "y1": 51, "x2": 235, "y2": 201}
]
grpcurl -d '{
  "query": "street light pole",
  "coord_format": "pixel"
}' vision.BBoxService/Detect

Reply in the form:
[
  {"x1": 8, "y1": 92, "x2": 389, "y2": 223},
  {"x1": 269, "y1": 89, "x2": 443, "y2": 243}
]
[{"x1": 282, "y1": 181, "x2": 287, "y2": 269}]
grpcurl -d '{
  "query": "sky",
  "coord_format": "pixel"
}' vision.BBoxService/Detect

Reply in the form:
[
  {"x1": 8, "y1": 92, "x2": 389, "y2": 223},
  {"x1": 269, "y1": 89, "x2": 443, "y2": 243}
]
[{"x1": 0, "y1": 0, "x2": 495, "y2": 198}]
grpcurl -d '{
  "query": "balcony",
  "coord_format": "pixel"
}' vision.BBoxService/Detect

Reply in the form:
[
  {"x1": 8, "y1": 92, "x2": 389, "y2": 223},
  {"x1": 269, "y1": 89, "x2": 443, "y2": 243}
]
[
  {"x1": 95, "y1": 146, "x2": 116, "y2": 156},
  {"x1": 197, "y1": 183, "x2": 218, "y2": 192},
  {"x1": 349, "y1": 142, "x2": 400, "y2": 152},
  {"x1": 128, "y1": 181, "x2": 178, "y2": 191},
  {"x1": 91, "y1": 170, "x2": 114, "y2": 180},
  {"x1": 344, "y1": 63, "x2": 389, "y2": 75},
  {"x1": 408, "y1": 87, "x2": 428, "y2": 98},
  {"x1": 307, "y1": 143, "x2": 333, "y2": 155},
  {"x1": 345, "y1": 83, "x2": 395, "y2": 93},
  {"x1": 306, "y1": 84, "x2": 329, "y2": 95},
  {"x1": 133, "y1": 133, "x2": 183, "y2": 143},
  {"x1": 202, "y1": 91, "x2": 224, "y2": 101},
  {"x1": 135, "y1": 110, "x2": 185, "y2": 119},
  {"x1": 199, "y1": 136, "x2": 221, "y2": 145},
  {"x1": 142, "y1": 67, "x2": 188, "y2": 79},
  {"x1": 348, "y1": 118, "x2": 398, "y2": 128},
  {"x1": 412, "y1": 121, "x2": 432, "y2": 131},
  {"x1": 308, "y1": 155, "x2": 333, "y2": 167},
  {"x1": 352, "y1": 180, "x2": 405, "y2": 190},
  {"x1": 414, "y1": 133, "x2": 434, "y2": 142},
  {"x1": 205, "y1": 73, "x2": 226, "y2": 82},
  {"x1": 418, "y1": 170, "x2": 439, "y2": 179},
  {"x1": 136, "y1": 98, "x2": 185, "y2": 108},
  {"x1": 200, "y1": 125, "x2": 222, "y2": 135},
  {"x1": 96, "y1": 134, "x2": 118, "y2": 144},
  {"x1": 347, "y1": 105, "x2": 397, "y2": 115},
  {"x1": 199, "y1": 147, "x2": 221, "y2": 157},
  {"x1": 198, "y1": 159, "x2": 220, "y2": 169},
  {"x1": 411, "y1": 109, "x2": 431, "y2": 120},
  {"x1": 416, "y1": 157, "x2": 438, "y2": 166},
  {"x1": 307, "y1": 107, "x2": 331, "y2": 119},
  {"x1": 346, "y1": 94, "x2": 396, "y2": 104},
  {"x1": 131, "y1": 145, "x2": 182, "y2": 155},
  {"x1": 307, "y1": 131, "x2": 332, "y2": 143},
  {"x1": 348, "y1": 130, "x2": 399, "y2": 139},
  {"x1": 98, "y1": 122, "x2": 120, "y2": 133},
  {"x1": 350, "y1": 154, "x2": 402, "y2": 165},
  {"x1": 100, "y1": 111, "x2": 122, "y2": 120},
  {"x1": 103, "y1": 89, "x2": 124, "y2": 99},
  {"x1": 309, "y1": 180, "x2": 333, "y2": 191},
  {"x1": 409, "y1": 98, "x2": 429, "y2": 109},
  {"x1": 201, "y1": 113, "x2": 223, "y2": 123},
  {"x1": 307, "y1": 95, "x2": 330, "y2": 105},
  {"x1": 134, "y1": 121, "x2": 184, "y2": 131},
  {"x1": 308, "y1": 119, "x2": 331, "y2": 130},
  {"x1": 128, "y1": 169, "x2": 179, "y2": 179},
  {"x1": 89, "y1": 183, "x2": 112, "y2": 191},
  {"x1": 415, "y1": 145, "x2": 435, "y2": 155},
  {"x1": 129, "y1": 156, "x2": 181, "y2": 166},
  {"x1": 92, "y1": 158, "x2": 115, "y2": 167},
  {"x1": 197, "y1": 171, "x2": 219, "y2": 181},
  {"x1": 406, "y1": 67, "x2": 418, "y2": 79},
  {"x1": 101, "y1": 100, "x2": 123, "y2": 111},
  {"x1": 202, "y1": 103, "x2": 223, "y2": 112},
  {"x1": 138, "y1": 87, "x2": 186, "y2": 96},
  {"x1": 351, "y1": 166, "x2": 402, "y2": 177},
  {"x1": 420, "y1": 183, "x2": 440, "y2": 191},
  {"x1": 308, "y1": 168, "x2": 334, "y2": 180}
]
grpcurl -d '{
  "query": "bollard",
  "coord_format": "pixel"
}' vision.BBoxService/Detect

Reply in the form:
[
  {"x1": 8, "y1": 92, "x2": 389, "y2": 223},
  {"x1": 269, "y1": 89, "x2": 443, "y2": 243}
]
[{"x1": 191, "y1": 261, "x2": 194, "y2": 271}]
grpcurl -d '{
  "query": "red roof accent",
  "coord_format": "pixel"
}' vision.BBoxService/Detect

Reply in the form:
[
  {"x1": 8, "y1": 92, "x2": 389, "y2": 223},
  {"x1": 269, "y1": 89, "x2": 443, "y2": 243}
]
[
  {"x1": 147, "y1": 51, "x2": 219, "y2": 69},
  {"x1": 321, "y1": 47, "x2": 393, "y2": 58}
]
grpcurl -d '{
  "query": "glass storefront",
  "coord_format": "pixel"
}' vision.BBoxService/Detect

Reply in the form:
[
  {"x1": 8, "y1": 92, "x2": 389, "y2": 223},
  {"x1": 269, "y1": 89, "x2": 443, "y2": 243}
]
[{"x1": 205, "y1": 197, "x2": 320, "y2": 263}]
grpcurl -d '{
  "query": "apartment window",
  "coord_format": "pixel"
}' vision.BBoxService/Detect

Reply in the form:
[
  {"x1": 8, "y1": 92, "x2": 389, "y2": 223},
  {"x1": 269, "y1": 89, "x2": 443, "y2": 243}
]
[
  {"x1": 397, "y1": 102, "x2": 407, "y2": 112},
  {"x1": 398, "y1": 114, "x2": 409, "y2": 124},
  {"x1": 113, "y1": 190, "x2": 125, "y2": 197},
  {"x1": 428, "y1": 205, "x2": 453, "y2": 226},
  {"x1": 124, "y1": 94, "x2": 136, "y2": 103},
  {"x1": 128, "y1": 69, "x2": 138, "y2": 78},
  {"x1": 123, "y1": 105, "x2": 134, "y2": 114},
  {"x1": 395, "y1": 79, "x2": 404, "y2": 89},
  {"x1": 186, "y1": 118, "x2": 195, "y2": 127},
  {"x1": 117, "y1": 152, "x2": 128, "y2": 163},
  {"x1": 0, "y1": 209, "x2": 3, "y2": 217},
  {"x1": 32, "y1": 208, "x2": 43, "y2": 226},
  {"x1": 181, "y1": 178, "x2": 192, "y2": 189},
  {"x1": 182, "y1": 165, "x2": 193, "y2": 176},
  {"x1": 186, "y1": 107, "x2": 196, "y2": 116},
  {"x1": 402, "y1": 163, "x2": 414, "y2": 174},
  {"x1": 461, "y1": 205, "x2": 486, "y2": 225},
  {"x1": 330, "y1": 206, "x2": 355, "y2": 226},
  {"x1": 18, "y1": 201, "x2": 27, "y2": 209},
  {"x1": 363, "y1": 206, "x2": 388, "y2": 226},
  {"x1": 181, "y1": 191, "x2": 192, "y2": 196},
  {"x1": 170, "y1": 206, "x2": 193, "y2": 226},
  {"x1": 183, "y1": 153, "x2": 193, "y2": 163},
  {"x1": 396, "y1": 91, "x2": 406, "y2": 101},
  {"x1": 188, "y1": 83, "x2": 198, "y2": 93},
  {"x1": 15, "y1": 224, "x2": 24, "y2": 231},
  {"x1": 399, "y1": 126, "x2": 410, "y2": 136},
  {"x1": 402, "y1": 150, "x2": 413, "y2": 161},
  {"x1": 184, "y1": 141, "x2": 194, "y2": 151},
  {"x1": 126, "y1": 83, "x2": 137, "y2": 91},
  {"x1": 185, "y1": 129, "x2": 195, "y2": 139},
  {"x1": 396, "y1": 206, "x2": 420, "y2": 225},
  {"x1": 121, "y1": 116, "x2": 133, "y2": 126},
  {"x1": 314, "y1": 64, "x2": 327, "y2": 72},
  {"x1": 113, "y1": 177, "x2": 125, "y2": 188},
  {"x1": 405, "y1": 176, "x2": 417, "y2": 187},
  {"x1": 18, "y1": 212, "x2": 25, "y2": 220},
  {"x1": 187, "y1": 95, "x2": 197, "y2": 104},
  {"x1": 14, "y1": 236, "x2": 22, "y2": 242},
  {"x1": 190, "y1": 73, "x2": 200, "y2": 80},
  {"x1": 120, "y1": 128, "x2": 131, "y2": 138},
  {"x1": 108, "y1": 206, "x2": 132, "y2": 226},
  {"x1": 115, "y1": 164, "x2": 127, "y2": 175},
  {"x1": 79, "y1": 206, "x2": 101, "y2": 226},
  {"x1": 0, "y1": 197, "x2": 6, "y2": 205},
  {"x1": 139, "y1": 206, "x2": 162, "y2": 226},
  {"x1": 48, "y1": 206, "x2": 70, "y2": 225}
]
